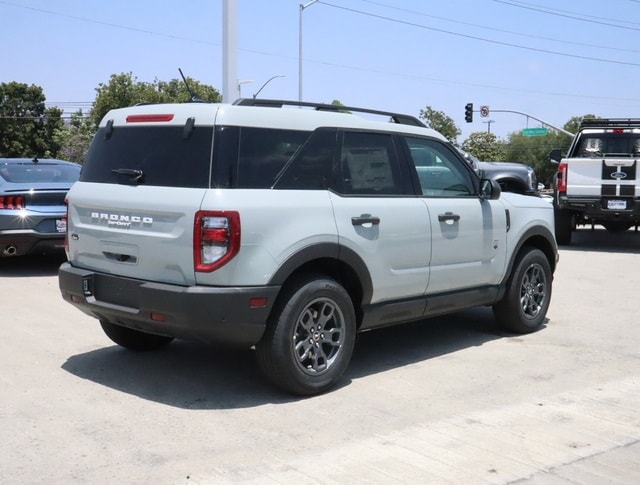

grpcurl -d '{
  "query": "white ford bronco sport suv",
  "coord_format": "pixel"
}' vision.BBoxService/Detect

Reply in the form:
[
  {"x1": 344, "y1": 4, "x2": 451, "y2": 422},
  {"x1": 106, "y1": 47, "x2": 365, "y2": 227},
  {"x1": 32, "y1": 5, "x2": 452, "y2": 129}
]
[{"x1": 59, "y1": 98, "x2": 558, "y2": 395}]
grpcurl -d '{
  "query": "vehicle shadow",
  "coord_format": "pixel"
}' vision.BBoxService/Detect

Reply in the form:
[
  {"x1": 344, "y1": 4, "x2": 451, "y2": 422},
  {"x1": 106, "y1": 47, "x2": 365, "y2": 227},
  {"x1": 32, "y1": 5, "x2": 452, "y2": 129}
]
[
  {"x1": 61, "y1": 307, "x2": 523, "y2": 409},
  {"x1": 0, "y1": 251, "x2": 66, "y2": 277},
  {"x1": 561, "y1": 226, "x2": 640, "y2": 254}
]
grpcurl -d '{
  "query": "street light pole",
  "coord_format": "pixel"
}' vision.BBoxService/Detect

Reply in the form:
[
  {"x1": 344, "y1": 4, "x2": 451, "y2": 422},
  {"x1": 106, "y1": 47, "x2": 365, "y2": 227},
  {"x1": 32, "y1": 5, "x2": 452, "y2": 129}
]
[
  {"x1": 237, "y1": 80, "x2": 254, "y2": 99},
  {"x1": 253, "y1": 74, "x2": 285, "y2": 99},
  {"x1": 299, "y1": 0, "x2": 320, "y2": 102}
]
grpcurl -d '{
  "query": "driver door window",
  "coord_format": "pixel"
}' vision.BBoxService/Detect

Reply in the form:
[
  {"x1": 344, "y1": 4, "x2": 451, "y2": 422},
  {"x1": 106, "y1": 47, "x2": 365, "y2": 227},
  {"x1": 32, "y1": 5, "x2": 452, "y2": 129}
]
[{"x1": 405, "y1": 137, "x2": 474, "y2": 197}]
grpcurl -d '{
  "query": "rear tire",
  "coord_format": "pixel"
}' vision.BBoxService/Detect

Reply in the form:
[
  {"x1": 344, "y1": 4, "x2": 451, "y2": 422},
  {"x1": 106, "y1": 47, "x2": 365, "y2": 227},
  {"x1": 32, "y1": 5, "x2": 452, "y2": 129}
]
[
  {"x1": 554, "y1": 208, "x2": 573, "y2": 245},
  {"x1": 602, "y1": 221, "x2": 632, "y2": 233},
  {"x1": 256, "y1": 275, "x2": 356, "y2": 396},
  {"x1": 100, "y1": 320, "x2": 174, "y2": 351},
  {"x1": 493, "y1": 248, "x2": 552, "y2": 334}
]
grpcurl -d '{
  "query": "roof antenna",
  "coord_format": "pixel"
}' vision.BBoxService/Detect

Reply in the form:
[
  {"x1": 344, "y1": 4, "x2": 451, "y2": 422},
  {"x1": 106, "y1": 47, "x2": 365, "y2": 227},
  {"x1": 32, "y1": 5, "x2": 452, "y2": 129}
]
[{"x1": 178, "y1": 68, "x2": 204, "y2": 103}]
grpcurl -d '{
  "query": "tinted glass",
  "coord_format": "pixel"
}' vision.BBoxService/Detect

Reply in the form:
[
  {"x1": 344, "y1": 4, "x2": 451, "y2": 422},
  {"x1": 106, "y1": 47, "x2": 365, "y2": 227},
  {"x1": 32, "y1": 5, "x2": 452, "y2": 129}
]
[
  {"x1": 404, "y1": 137, "x2": 474, "y2": 197},
  {"x1": 0, "y1": 163, "x2": 80, "y2": 183},
  {"x1": 339, "y1": 131, "x2": 404, "y2": 195},
  {"x1": 577, "y1": 133, "x2": 640, "y2": 157},
  {"x1": 234, "y1": 128, "x2": 309, "y2": 188},
  {"x1": 276, "y1": 128, "x2": 338, "y2": 190},
  {"x1": 81, "y1": 126, "x2": 213, "y2": 188}
]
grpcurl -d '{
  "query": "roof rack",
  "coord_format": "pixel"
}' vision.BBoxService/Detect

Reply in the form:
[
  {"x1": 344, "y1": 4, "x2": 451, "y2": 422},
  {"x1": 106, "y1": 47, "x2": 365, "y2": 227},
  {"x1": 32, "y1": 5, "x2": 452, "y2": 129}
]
[
  {"x1": 579, "y1": 118, "x2": 640, "y2": 129},
  {"x1": 232, "y1": 98, "x2": 426, "y2": 128}
]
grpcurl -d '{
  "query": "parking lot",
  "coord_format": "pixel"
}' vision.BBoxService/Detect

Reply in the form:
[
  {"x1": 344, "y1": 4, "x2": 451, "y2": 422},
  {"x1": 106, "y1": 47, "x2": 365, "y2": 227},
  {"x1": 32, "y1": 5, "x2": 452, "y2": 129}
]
[{"x1": 1, "y1": 227, "x2": 640, "y2": 484}]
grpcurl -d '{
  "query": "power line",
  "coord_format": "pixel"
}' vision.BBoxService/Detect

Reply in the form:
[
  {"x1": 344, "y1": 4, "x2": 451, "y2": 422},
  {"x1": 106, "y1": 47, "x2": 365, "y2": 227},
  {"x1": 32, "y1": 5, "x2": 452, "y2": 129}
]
[
  {"x1": 356, "y1": 0, "x2": 640, "y2": 54},
  {"x1": 320, "y1": 1, "x2": 640, "y2": 67},
  {"x1": 494, "y1": 0, "x2": 640, "y2": 31}
]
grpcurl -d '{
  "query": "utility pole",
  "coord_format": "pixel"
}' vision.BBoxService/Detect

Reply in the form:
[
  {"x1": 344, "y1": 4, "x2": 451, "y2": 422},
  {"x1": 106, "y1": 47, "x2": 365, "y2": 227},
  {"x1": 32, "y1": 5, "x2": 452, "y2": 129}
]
[
  {"x1": 222, "y1": 0, "x2": 238, "y2": 103},
  {"x1": 483, "y1": 120, "x2": 494, "y2": 134}
]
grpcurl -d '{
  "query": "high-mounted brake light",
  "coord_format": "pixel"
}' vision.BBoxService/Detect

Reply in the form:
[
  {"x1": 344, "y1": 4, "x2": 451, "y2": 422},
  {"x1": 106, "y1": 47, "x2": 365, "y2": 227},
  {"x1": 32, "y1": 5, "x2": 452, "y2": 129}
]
[
  {"x1": 194, "y1": 211, "x2": 241, "y2": 272},
  {"x1": 557, "y1": 162, "x2": 568, "y2": 194},
  {"x1": 612, "y1": 128, "x2": 624, "y2": 134},
  {"x1": 126, "y1": 114, "x2": 175, "y2": 123},
  {"x1": 0, "y1": 195, "x2": 25, "y2": 210}
]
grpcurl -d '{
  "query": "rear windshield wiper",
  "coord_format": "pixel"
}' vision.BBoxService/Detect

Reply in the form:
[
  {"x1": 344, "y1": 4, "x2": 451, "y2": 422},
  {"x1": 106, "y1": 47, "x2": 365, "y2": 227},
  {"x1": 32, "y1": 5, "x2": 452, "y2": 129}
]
[{"x1": 112, "y1": 168, "x2": 144, "y2": 185}]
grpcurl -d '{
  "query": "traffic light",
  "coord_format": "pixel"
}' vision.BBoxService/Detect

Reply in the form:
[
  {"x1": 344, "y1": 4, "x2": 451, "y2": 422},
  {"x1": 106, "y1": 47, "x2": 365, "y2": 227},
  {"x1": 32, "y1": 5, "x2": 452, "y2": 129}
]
[{"x1": 465, "y1": 103, "x2": 473, "y2": 123}]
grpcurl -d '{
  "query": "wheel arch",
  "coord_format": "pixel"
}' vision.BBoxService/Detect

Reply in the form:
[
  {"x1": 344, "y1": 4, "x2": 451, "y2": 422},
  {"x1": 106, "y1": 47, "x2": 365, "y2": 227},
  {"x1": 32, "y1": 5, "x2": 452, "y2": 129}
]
[
  {"x1": 268, "y1": 243, "x2": 373, "y2": 327},
  {"x1": 505, "y1": 226, "x2": 558, "y2": 282}
]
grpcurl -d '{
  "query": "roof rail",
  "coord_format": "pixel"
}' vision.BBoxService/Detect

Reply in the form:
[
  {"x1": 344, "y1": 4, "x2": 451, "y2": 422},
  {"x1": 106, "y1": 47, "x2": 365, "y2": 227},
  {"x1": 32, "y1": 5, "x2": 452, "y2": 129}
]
[
  {"x1": 579, "y1": 118, "x2": 640, "y2": 129},
  {"x1": 232, "y1": 98, "x2": 426, "y2": 128}
]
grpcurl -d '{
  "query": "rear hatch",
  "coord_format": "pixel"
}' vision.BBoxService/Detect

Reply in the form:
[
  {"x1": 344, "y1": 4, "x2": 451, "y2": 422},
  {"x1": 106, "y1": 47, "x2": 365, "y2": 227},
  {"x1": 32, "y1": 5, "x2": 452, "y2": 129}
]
[
  {"x1": 66, "y1": 105, "x2": 217, "y2": 286},
  {"x1": 565, "y1": 129, "x2": 639, "y2": 204}
]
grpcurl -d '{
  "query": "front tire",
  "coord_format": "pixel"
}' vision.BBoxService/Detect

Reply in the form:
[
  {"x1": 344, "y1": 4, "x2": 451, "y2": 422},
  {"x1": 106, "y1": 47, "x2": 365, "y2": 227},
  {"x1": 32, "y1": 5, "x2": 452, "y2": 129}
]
[
  {"x1": 100, "y1": 320, "x2": 174, "y2": 351},
  {"x1": 256, "y1": 275, "x2": 356, "y2": 396},
  {"x1": 493, "y1": 248, "x2": 552, "y2": 334}
]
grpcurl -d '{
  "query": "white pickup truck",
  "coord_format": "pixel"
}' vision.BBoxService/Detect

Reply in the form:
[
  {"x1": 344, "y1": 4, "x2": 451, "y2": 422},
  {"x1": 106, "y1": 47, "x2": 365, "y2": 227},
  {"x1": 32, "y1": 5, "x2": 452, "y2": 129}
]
[{"x1": 550, "y1": 118, "x2": 640, "y2": 245}]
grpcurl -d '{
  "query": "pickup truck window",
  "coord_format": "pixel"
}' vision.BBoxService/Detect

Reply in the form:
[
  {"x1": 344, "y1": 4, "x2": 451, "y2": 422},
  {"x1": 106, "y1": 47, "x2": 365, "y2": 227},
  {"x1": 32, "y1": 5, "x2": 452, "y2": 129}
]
[{"x1": 577, "y1": 133, "x2": 640, "y2": 157}]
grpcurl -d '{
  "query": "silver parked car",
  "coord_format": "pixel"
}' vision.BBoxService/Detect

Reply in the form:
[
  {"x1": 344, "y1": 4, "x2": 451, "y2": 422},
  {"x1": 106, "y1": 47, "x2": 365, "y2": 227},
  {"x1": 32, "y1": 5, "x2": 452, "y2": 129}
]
[{"x1": 0, "y1": 158, "x2": 80, "y2": 257}]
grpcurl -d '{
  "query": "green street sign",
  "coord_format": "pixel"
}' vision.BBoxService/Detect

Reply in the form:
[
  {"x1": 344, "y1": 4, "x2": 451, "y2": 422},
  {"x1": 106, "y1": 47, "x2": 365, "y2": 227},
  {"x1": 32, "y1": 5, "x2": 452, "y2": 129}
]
[{"x1": 522, "y1": 127, "x2": 548, "y2": 136}]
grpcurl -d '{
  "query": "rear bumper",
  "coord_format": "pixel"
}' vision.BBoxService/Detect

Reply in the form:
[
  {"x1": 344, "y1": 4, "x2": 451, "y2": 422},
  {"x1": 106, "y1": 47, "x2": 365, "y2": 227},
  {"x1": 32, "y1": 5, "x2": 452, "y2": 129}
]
[
  {"x1": 557, "y1": 196, "x2": 640, "y2": 222},
  {"x1": 58, "y1": 262, "x2": 280, "y2": 347},
  {"x1": 0, "y1": 230, "x2": 65, "y2": 257}
]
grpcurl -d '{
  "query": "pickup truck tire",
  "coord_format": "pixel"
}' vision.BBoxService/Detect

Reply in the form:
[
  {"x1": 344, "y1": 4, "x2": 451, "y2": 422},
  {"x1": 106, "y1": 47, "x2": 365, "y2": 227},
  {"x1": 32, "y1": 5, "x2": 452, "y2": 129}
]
[
  {"x1": 99, "y1": 320, "x2": 174, "y2": 351},
  {"x1": 256, "y1": 275, "x2": 356, "y2": 396},
  {"x1": 602, "y1": 222, "x2": 632, "y2": 233},
  {"x1": 493, "y1": 248, "x2": 552, "y2": 334},
  {"x1": 554, "y1": 208, "x2": 573, "y2": 245}
]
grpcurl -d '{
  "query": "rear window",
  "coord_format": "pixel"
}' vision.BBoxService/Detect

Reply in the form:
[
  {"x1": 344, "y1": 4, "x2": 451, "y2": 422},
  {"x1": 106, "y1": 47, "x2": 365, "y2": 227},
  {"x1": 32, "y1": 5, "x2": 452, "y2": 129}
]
[
  {"x1": 81, "y1": 125, "x2": 214, "y2": 188},
  {"x1": 0, "y1": 163, "x2": 80, "y2": 183},
  {"x1": 576, "y1": 132, "x2": 640, "y2": 158}
]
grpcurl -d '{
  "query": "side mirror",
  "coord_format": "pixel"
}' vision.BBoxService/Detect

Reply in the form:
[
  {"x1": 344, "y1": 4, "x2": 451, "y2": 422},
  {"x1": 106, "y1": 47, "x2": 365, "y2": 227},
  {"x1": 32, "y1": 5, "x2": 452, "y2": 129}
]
[
  {"x1": 480, "y1": 178, "x2": 501, "y2": 200},
  {"x1": 549, "y1": 148, "x2": 563, "y2": 165}
]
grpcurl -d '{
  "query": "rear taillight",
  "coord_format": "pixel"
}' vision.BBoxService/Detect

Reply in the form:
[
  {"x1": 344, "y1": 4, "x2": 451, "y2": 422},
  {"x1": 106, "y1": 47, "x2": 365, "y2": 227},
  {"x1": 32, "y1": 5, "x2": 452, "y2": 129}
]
[
  {"x1": 63, "y1": 198, "x2": 69, "y2": 256},
  {"x1": 557, "y1": 162, "x2": 568, "y2": 194},
  {"x1": 194, "y1": 211, "x2": 240, "y2": 272},
  {"x1": 0, "y1": 195, "x2": 25, "y2": 210}
]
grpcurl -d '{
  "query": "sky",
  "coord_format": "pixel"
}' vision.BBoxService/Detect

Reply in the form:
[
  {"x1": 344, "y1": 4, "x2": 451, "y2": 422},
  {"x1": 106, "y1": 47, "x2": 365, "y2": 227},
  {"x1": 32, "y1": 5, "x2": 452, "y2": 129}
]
[{"x1": 2, "y1": 0, "x2": 640, "y2": 142}]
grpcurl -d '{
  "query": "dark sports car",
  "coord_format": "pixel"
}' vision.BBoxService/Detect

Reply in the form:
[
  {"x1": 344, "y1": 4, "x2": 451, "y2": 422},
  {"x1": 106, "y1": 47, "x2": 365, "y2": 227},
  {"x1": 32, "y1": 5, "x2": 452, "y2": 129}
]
[{"x1": 0, "y1": 158, "x2": 81, "y2": 257}]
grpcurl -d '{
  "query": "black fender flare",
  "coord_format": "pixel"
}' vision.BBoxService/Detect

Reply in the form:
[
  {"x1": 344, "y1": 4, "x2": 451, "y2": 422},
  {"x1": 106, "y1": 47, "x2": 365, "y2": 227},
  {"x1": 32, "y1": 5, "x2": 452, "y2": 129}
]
[
  {"x1": 268, "y1": 242, "x2": 374, "y2": 305},
  {"x1": 504, "y1": 225, "x2": 558, "y2": 283}
]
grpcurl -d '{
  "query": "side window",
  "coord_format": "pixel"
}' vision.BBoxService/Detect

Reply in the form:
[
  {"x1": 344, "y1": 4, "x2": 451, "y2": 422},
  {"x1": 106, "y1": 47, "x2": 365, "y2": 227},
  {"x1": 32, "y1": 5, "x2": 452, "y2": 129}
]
[
  {"x1": 339, "y1": 131, "x2": 404, "y2": 195},
  {"x1": 405, "y1": 137, "x2": 474, "y2": 197},
  {"x1": 275, "y1": 128, "x2": 338, "y2": 189},
  {"x1": 235, "y1": 128, "x2": 310, "y2": 188}
]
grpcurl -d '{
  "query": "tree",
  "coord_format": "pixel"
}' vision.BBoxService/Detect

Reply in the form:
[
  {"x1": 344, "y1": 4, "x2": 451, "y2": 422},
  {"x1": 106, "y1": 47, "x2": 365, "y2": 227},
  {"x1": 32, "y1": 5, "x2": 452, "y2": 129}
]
[
  {"x1": 419, "y1": 106, "x2": 461, "y2": 144},
  {"x1": 54, "y1": 110, "x2": 94, "y2": 164},
  {"x1": 461, "y1": 132, "x2": 505, "y2": 161},
  {"x1": 89, "y1": 72, "x2": 222, "y2": 128},
  {"x1": 563, "y1": 114, "x2": 599, "y2": 135},
  {"x1": 0, "y1": 81, "x2": 64, "y2": 157}
]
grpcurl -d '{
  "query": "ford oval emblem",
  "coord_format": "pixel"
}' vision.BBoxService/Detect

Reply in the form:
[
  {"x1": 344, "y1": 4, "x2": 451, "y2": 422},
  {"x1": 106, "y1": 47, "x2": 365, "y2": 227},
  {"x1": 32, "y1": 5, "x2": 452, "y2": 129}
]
[{"x1": 611, "y1": 171, "x2": 627, "y2": 179}]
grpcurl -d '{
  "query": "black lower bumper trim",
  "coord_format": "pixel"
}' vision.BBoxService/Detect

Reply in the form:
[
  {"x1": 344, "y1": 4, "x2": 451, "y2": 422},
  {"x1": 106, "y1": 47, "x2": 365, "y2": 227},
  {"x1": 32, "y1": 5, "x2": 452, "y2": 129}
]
[{"x1": 58, "y1": 262, "x2": 280, "y2": 347}]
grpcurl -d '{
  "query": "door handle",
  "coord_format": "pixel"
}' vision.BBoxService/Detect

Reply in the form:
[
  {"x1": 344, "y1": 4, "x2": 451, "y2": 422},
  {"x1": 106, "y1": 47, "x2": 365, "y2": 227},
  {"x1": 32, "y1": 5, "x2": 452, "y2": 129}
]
[
  {"x1": 351, "y1": 214, "x2": 381, "y2": 226},
  {"x1": 438, "y1": 212, "x2": 460, "y2": 223}
]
